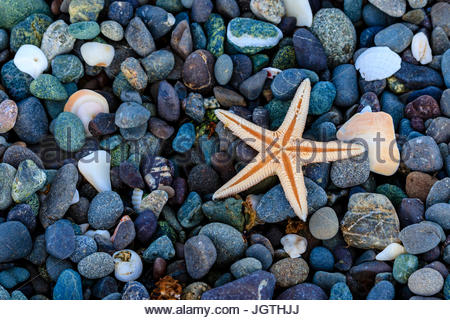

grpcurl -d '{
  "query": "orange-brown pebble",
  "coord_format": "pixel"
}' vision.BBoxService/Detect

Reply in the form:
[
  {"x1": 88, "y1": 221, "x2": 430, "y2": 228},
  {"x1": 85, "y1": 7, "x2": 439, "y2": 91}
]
[
  {"x1": 0, "y1": 100, "x2": 18, "y2": 133},
  {"x1": 405, "y1": 171, "x2": 438, "y2": 202}
]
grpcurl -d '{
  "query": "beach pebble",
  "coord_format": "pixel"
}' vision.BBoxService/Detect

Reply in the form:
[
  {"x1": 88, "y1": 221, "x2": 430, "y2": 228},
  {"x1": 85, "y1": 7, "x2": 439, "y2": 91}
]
[
  {"x1": 142, "y1": 235, "x2": 175, "y2": 262},
  {"x1": 367, "y1": 280, "x2": 395, "y2": 300},
  {"x1": 408, "y1": 268, "x2": 444, "y2": 296},
  {"x1": 330, "y1": 152, "x2": 370, "y2": 188},
  {"x1": 40, "y1": 20, "x2": 76, "y2": 61},
  {"x1": 184, "y1": 235, "x2": 217, "y2": 279},
  {"x1": 202, "y1": 270, "x2": 275, "y2": 300},
  {"x1": 157, "y1": 80, "x2": 180, "y2": 122},
  {"x1": 250, "y1": 0, "x2": 285, "y2": 24},
  {"x1": 230, "y1": 257, "x2": 262, "y2": 279},
  {"x1": 0, "y1": 221, "x2": 32, "y2": 263},
  {"x1": 69, "y1": 0, "x2": 104, "y2": 23},
  {"x1": 53, "y1": 270, "x2": 83, "y2": 300},
  {"x1": 309, "y1": 207, "x2": 339, "y2": 240},
  {"x1": 399, "y1": 222, "x2": 442, "y2": 254},
  {"x1": 53, "y1": 112, "x2": 86, "y2": 152},
  {"x1": 426, "y1": 178, "x2": 450, "y2": 208},
  {"x1": 332, "y1": 64, "x2": 359, "y2": 107},
  {"x1": 199, "y1": 223, "x2": 247, "y2": 264},
  {"x1": 374, "y1": 23, "x2": 413, "y2": 53},
  {"x1": 280, "y1": 234, "x2": 307, "y2": 258},
  {"x1": 191, "y1": 0, "x2": 213, "y2": 23},
  {"x1": 227, "y1": 18, "x2": 282, "y2": 55},
  {"x1": 11, "y1": 159, "x2": 46, "y2": 202},
  {"x1": 368, "y1": 0, "x2": 406, "y2": 17},
  {"x1": 341, "y1": 193, "x2": 400, "y2": 250},
  {"x1": 310, "y1": 247, "x2": 335, "y2": 271},
  {"x1": 277, "y1": 283, "x2": 327, "y2": 300},
  {"x1": 425, "y1": 203, "x2": 450, "y2": 231},
  {"x1": 311, "y1": 8, "x2": 356, "y2": 67},
  {"x1": 172, "y1": 123, "x2": 195, "y2": 153},
  {"x1": 0, "y1": 100, "x2": 18, "y2": 133},
  {"x1": 78, "y1": 252, "x2": 115, "y2": 279},
  {"x1": 401, "y1": 136, "x2": 443, "y2": 172},
  {"x1": 122, "y1": 281, "x2": 149, "y2": 300},
  {"x1": 100, "y1": 20, "x2": 124, "y2": 41},
  {"x1": 330, "y1": 282, "x2": 353, "y2": 300},
  {"x1": 182, "y1": 49, "x2": 215, "y2": 93},
  {"x1": 45, "y1": 220, "x2": 76, "y2": 259},
  {"x1": 70, "y1": 235, "x2": 97, "y2": 263},
  {"x1": 1, "y1": 60, "x2": 33, "y2": 101},
  {"x1": 88, "y1": 191, "x2": 124, "y2": 230},
  {"x1": 0, "y1": 164, "x2": 16, "y2": 210}
]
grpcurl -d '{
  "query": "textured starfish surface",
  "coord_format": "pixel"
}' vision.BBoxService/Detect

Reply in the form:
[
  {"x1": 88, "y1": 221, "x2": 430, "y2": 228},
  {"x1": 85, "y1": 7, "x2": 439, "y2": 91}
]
[{"x1": 213, "y1": 79, "x2": 366, "y2": 221}]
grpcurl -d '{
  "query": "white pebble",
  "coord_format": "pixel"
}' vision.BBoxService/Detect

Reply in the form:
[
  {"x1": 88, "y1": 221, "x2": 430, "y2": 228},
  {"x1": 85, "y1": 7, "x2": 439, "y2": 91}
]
[
  {"x1": 13, "y1": 44, "x2": 48, "y2": 79},
  {"x1": 280, "y1": 234, "x2": 307, "y2": 258},
  {"x1": 376, "y1": 243, "x2": 406, "y2": 261},
  {"x1": 113, "y1": 250, "x2": 143, "y2": 282},
  {"x1": 355, "y1": 46, "x2": 401, "y2": 81},
  {"x1": 411, "y1": 32, "x2": 432, "y2": 65},
  {"x1": 80, "y1": 42, "x2": 115, "y2": 67},
  {"x1": 283, "y1": 0, "x2": 313, "y2": 27}
]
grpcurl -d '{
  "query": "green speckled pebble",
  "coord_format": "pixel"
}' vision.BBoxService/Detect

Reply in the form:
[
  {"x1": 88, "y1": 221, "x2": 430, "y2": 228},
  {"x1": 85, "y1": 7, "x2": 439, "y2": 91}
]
[
  {"x1": 30, "y1": 74, "x2": 68, "y2": 101},
  {"x1": 53, "y1": 112, "x2": 86, "y2": 152},
  {"x1": 272, "y1": 45, "x2": 296, "y2": 70},
  {"x1": 205, "y1": 14, "x2": 225, "y2": 58},
  {"x1": 376, "y1": 184, "x2": 407, "y2": 207},
  {"x1": 11, "y1": 160, "x2": 46, "y2": 203},
  {"x1": 9, "y1": 13, "x2": 52, "y2": 52},
  {"x1": 100, "y1": 20, "x2": 124, "y2": 41},
  {"x1": 69, "y1": 0, "x2": 104, "y2": 23},
  {"x1": 68, "y1": 21, "x2": 100, "y2": 40},
  {"x1": 202, "y1": 198, "x2": 245, "y2": 231},
  {"x1": 0, "y1": 0, "x2": 50, "y2": 29},
  {"x1": 51, "y1": 55, "x2": 84, "y2": 83}
]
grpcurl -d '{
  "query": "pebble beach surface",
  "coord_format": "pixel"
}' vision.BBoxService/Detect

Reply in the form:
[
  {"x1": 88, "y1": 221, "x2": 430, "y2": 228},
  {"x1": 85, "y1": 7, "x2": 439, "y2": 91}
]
[{"x1": 0, "y1": 0, "x2": 449, "y2": 301}]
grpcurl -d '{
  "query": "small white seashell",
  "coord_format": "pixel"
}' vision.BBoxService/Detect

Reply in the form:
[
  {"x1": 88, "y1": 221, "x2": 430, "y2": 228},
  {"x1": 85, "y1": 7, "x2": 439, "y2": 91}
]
[
  {"x1": 71, "y1": 189, "x2": 79, "y2": 205},
  {"x1": 85, "y1": 229, "x2": 110, "y2": 239},
  {"x1": 80, "y1": 42, "x2": 115, "y2": 67},
  {"x1": 283, "y1": 0, "x2": 313, "y2": 27},
  {"x1": 78, "y1": 150, "x2": 111, "y2": 192},
  {"x1": 280, "y1": 234, "x2": 307, "y2": 258},
  {"x1": 13, "y1": 44, "x2": 48, "y2": 79},
  {"x1": 131, "y1": 188, "x2": 143, "y2": 212},
  {"x1": 411, "y1": 32, "x2": 432, "y2": 65},
  {"x1": 355, "y1": 46, "x2": 402, "y2": 81},
  {"x1": 263, "y1": 67, "x2": 282, "y2": 79},
  {"x1": 113, "y1": 249, "x2": 143, "y2": 282},
  {"x1": 376, "y1": 243, "x2": 406, "y2": 261},
  {"x1": 64, "y1": 89, "x2": 109, "y2": 136}
]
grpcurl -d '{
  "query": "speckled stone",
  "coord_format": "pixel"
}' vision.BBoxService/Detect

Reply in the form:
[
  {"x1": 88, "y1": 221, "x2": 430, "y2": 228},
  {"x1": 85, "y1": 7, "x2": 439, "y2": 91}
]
[
  {"x1": 374, "y1": 23, "x2": 413, "y2": 53},
  {"x1": 1, "y1": 60, "x2": 33, "y2": 101},
  {"x1": 408, "y1": 268, "x2": 444, "y2": 296},
  {"x1": 270, "y1": 258, "x2": 309, "y2": 287},
  {"x1": 205, "y1": 14, "x2": 225, "y2": 58},
  {"x1": 0, "y1": 0, "x2": 50, "y2": 29},
  {"x1": 100, "y1": 20, "x2": 124, "y2": 41},
  {"x1": 399, "y1": 222, "x2": 442, "y2": 254},
  {"x1": 53, "y1": 112, "x2": 86, "y2": 152},
  {"x1": 142, "y1": 235, "x2": 175, "y2": 262},
  {"x1": 311, "y1": 8, "x2": 356, "y2": 68},
  {"x1": 401, "y1": 136, "x2": 443, "y2": 172},
  {"x1": 9, "y1": 13, "x2": 52, "y2": 52},
  {"x1": 199, "y1": 223, "x2": 247, "y2": 264},
  {"x1": 426, "y1": 178, "x2": 450, "y2": 208},
  {"x1": 88, "y1": 191, "x2": 124, "y2": 230},
  {"x1": 393, "y1": 254, "x2": 419, "y2": 284},
  {"x1": 184, "y1": 235, "x2": 217, "y2": 279},
  {"x1": 125, "y1": 17, "x2": 155, "y2": 57},
  {"x1": 230, "y1": 257, "x2": 262, "y2": 278},
  {"x1": 69, "y1": 0, "x2": 104, "y2": 23},
  {"x1": 30, "y1": 74, "x2": 68, "y2": 101},
  {"x1": 11, "y1": 160, "x2": 46, "y2": 202},
  {"x1": 330, "y1": 152, "x2": 370, "y2": 188},
  {"x1": 122, "y1": 281, "x2": 149, "y2": 300},
  {"x1": 68, "y1": 21, "x2": 100, "y2": 40},
  {"x1": 45, "y1": 220, "x2": 76, "y2": 259},
  {"x1": 53, "y1": 269, "x2": 83, "y2": 300},
  {"x1": 141, "y1": 50, "x2": 175, "y2": 83},
  {"x1": 78, "y1": 252, "x2": 115, "y2": 279}
]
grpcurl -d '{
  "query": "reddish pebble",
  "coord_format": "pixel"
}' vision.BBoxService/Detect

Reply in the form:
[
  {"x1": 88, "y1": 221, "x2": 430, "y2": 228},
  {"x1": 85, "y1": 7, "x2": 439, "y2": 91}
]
[{"x1": 0, "y1": 100, "x2": 18, "y2": 133}]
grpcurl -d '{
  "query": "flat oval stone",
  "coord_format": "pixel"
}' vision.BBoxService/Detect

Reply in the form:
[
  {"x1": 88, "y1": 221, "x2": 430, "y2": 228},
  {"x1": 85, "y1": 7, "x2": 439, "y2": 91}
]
[
  {"x1": 399, "y1": 221, "x2": 442, "y2": 254},
  {"x1": 88, "y1": 191, "x2": 124, "y2": 230},
  {"x1": 0, "y1": 221, "x2": 32, "y2": 263},
  {"x1": 182, "y1": 49, "x2": 215, "y2": 93},
  {"x1": 53, "y1": 269, "x2": 83, "y2": 300},
  {"x1": 78, "y1": 252, "x2": 115, "y2": 279},
  {"x1": 0, "y1": 163, "x2": 16, "y2": 210},
  {"x1": 14, "y1": 97, "x2": 48, "y2": 144},
  {"x1": 270, "y1": 258, "x2": 309, "y2": 287},
  {"x1": 374, "y1": 23, "x2": 413, "y2": 52},
  {"x1": 202, "y1": 270, "x2": 275, "y2": 300},
  {"x1": 277, "y1": 283, "x2": 328, "y2": 300},
  {"x1": 401, "y1": 136, "x2": 443, "y2": 172},
  {"x1": 214, "y1": 54, "x2": 233, "y2": 85},
  {"x1": 408, "y1": 267, "x2": 444, "y2": 296},
  {"x1": 141, "y1": 50, "x2": 175, "y2": 83}
]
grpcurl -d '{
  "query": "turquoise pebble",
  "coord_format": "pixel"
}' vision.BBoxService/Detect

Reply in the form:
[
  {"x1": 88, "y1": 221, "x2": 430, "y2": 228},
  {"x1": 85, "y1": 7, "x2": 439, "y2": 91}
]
[
  {"x1": 68, "y1": 21, "x2": 100, "y2": 40},
  {"x1": 172, "y1": 123, "x2": 195, "y2": 153}
]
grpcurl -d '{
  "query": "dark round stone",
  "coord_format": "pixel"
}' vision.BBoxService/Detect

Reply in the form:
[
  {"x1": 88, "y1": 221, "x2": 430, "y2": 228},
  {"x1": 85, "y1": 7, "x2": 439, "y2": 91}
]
[
  {"x1": 7, "y1": 204, "x2": 36, "y2": 232},
  {"x1": 119, "y1": 161, "x2": 145, "y2": 189},
  {"x1": 182, "y1": 49, "x2": 215, "y2": 94},
  {"x1": 157, "y1": 80, "x2": 180, "y2": 122},
  {"x1": 134, "y1": 210, "x2": 157, "y2": 244},
  {"x1": 148, "y1": 117, "x2": 174, "y2": 139},
  {"x1": 230, "y1": 54, "x2": 252, "y2": 89},
  {"x1": 45, "y1": 219, "x2": 76, "y2": 260},
  {"x1": 293, "y1": 28, "x2": 327, "y2": 72},
  {"x1": 89, "y1": 113, "x2": 117, "y2": 136},
  {"x1": 0, "y1": 221, "x2": 32, "y2": 263},
  {"x1": 187, "y1": 164, "x2": 221, "y2": 195}
]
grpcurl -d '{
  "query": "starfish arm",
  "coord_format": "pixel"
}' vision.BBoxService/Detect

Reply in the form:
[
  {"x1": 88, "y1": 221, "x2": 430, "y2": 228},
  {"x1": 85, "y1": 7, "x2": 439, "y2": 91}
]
[
  {"x1": 276, "y1": 79, "x2": 311, "y2": 142},
  {"x1": 297, "y1": 140, "x2": 366, "y2": 163},
  {"x1": 215, "y1": 109, "x2": 275, "y2": 153},
  {"x1": 277, "y1": 152, "x2": 308, "y2": 221},
  {"x1": 213, "y1": 153, "x2": 276, "y2": 200}
]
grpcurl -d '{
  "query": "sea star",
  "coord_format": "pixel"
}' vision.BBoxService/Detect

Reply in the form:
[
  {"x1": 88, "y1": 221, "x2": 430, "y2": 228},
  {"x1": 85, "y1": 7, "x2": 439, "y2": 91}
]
[{"x1": 213, "y1": 79, "x2": 366, "y2": 221}]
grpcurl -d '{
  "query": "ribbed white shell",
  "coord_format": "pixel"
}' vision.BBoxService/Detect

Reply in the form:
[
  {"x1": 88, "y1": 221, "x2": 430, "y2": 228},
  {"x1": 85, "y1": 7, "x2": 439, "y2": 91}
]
[
  {"x1": 355, "y1": 46, "x2": 402, "y2": 81},
  {"x1": 131, "y1": 188, "x2": 143, "y2": 212}
]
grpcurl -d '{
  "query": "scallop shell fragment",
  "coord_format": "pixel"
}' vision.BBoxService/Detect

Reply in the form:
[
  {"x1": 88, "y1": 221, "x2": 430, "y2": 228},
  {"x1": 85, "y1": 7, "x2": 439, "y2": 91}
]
[
  {"x1": 13, "y1": 44, "x2": 48, "y2": 79},
  {"x1": 64, "y1": 89, "x2": 109, "y2": 136},
  {"x1": 411, "y1": 32, "x2": 432, "y2": 65},
  {"x1": 355, "y1": 46, "x2": 401, "y2": 81}
]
